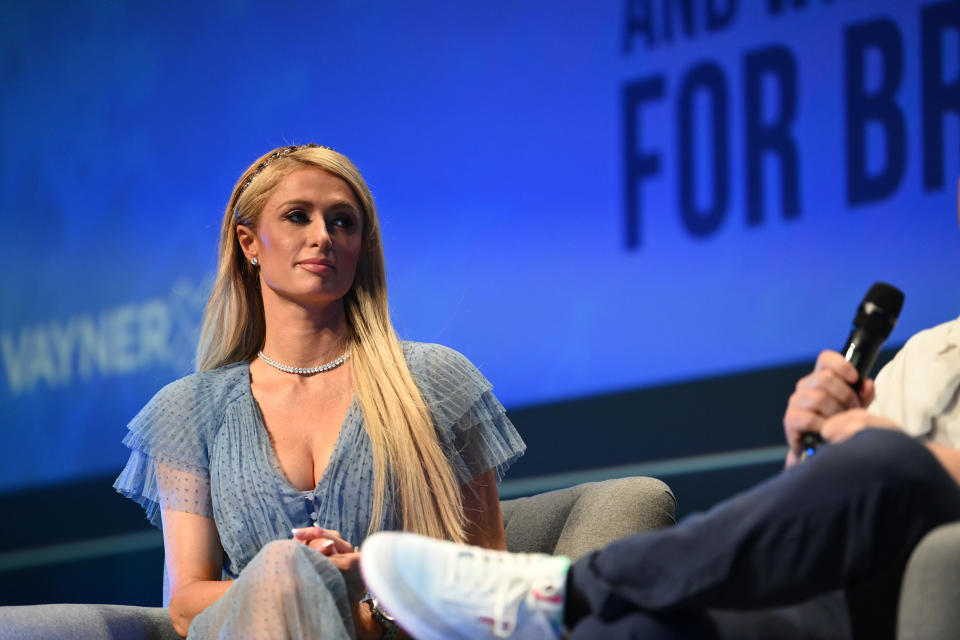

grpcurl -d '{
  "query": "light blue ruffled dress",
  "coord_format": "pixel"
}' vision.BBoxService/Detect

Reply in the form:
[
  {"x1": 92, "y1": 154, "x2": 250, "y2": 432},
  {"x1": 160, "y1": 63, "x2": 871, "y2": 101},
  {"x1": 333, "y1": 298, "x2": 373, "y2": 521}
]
[{"x1": 114, "y1": 342, "x2": 526, "y2": 639}]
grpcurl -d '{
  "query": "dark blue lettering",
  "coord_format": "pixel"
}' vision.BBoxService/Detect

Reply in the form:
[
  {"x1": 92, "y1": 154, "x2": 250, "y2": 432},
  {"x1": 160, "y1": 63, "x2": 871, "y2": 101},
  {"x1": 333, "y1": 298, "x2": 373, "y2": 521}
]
[
  {"x1": 768, "y1": 0, "x2": 836, "y2": 15},
  {"x1": 663, "y1": 0, "x2": 695, "y2": 44},
  {"x1": 767, "y1": 0, "x2": 808, "y2": 15},
  {"x1": 707, "y1": 0, "x2": 738, "y2": 31},
  {"x1": 622, "y1": 0, "x2": 740, "y2": 52},
  {"x1": 623, "y1": 0, "x2": 656, "y2": 52},
  {"x1": 623, "y1": 76, "x2": 666, "y2": 249},
  {"x1": 845, "y1": 19, "x2": 906, "y2": 205},
  {"x1": 744, "y1": 46, "x2": 800, "y2": 225},
  {"x1": 922, "y1": 1, "x2": 960, "y2": 191},
  {"x1": 678, "y1": 63, "x2": 729, "y2": 237}
]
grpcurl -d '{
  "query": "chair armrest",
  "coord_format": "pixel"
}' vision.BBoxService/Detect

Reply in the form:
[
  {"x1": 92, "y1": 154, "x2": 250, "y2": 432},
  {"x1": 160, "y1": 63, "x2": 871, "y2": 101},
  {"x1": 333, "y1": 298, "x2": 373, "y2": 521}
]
[
  {"x1": 0, "y1": 604, "x2": 179, "y2": 640},
  {"x1": 897, "y1": 521, "x2": 960, "y2": 640},
  {"x1": 501, "y1": 476, "x2": 675, "y2": 561},
  {"x1": 0, "y1": 479, "x2": 674, "y2": 639}
]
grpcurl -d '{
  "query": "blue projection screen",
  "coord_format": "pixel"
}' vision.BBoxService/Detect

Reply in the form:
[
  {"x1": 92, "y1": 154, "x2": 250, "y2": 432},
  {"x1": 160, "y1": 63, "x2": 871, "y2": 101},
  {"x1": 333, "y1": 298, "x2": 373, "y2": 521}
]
[{"x1": 2, "y1": 1, "x2": 958, "y2": 492}]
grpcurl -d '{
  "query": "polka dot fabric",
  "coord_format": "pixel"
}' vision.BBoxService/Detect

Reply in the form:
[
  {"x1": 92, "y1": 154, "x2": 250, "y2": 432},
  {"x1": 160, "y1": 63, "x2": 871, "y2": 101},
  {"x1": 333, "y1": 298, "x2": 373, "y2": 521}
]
[{"x1": 113, "y1": 342, "x2": 525, "y2": 638}]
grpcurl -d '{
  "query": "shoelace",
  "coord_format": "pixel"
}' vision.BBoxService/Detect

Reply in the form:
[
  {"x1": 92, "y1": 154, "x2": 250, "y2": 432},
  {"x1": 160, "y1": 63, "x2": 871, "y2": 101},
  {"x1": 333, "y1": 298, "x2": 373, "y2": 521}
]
[{"x1": 443, "y1": 549, "x2": 549, "y2": 638}]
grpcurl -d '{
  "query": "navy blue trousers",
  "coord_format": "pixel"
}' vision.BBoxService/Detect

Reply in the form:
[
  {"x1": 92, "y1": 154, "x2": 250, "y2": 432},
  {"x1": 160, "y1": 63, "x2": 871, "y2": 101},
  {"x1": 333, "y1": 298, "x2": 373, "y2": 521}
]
[{"x1": 567, "y1": 429, "x2": 960, "y2": 639}]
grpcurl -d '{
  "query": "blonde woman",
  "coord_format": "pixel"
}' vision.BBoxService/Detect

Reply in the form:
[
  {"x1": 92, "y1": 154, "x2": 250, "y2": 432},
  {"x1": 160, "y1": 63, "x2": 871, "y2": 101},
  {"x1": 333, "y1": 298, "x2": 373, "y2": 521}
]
[{"x1": 114, "y1": 144, "x2": 525, "y2": 639}]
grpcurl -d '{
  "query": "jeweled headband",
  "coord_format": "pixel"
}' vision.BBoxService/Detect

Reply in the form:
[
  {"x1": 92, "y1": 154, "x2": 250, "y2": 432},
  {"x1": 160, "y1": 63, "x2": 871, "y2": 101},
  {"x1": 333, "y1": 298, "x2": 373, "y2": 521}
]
[{"x1": 233, "y1": 143, "x2": 331, "y2": 222}]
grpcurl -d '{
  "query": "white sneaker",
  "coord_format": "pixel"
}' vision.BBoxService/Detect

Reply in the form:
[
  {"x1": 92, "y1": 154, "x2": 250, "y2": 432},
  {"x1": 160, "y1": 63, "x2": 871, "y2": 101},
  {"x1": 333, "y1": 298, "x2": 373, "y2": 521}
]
[{"x1": 361, "y1": 532, "x2": 570, "y2": 640}]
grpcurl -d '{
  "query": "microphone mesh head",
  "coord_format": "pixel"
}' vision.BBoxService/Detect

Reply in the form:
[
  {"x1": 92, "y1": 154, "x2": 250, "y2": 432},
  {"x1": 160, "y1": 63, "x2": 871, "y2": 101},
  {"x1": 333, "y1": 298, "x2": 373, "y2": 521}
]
[
  {"x1": 864, "y1": 282, "x2": 905, "y2": 319},
  {"x1": 853, "y1": 282, "x2": 904, "y2": 340}
]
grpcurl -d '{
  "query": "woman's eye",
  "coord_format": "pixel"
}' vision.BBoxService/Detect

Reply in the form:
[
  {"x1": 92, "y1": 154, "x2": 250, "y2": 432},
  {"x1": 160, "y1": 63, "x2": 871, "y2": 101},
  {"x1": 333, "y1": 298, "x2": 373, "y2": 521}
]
[
  {"x1": 328, "y1": 214, "x2": 357, "y2": 231},
  {"x1": 284, "y1": 210, "x2": 309, "y2": 223}
]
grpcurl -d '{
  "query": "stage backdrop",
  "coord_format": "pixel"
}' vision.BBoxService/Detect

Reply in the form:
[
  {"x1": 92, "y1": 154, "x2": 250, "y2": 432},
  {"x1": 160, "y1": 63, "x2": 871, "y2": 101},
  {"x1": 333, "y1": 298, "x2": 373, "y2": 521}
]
[{"x1": 2, "y1": 0, "x2": 958, "y2": 493}]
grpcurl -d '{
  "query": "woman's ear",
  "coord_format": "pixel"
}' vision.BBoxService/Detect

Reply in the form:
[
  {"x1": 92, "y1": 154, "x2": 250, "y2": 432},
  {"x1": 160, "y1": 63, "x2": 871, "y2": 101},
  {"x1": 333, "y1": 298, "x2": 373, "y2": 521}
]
[{"x1": 237, "y1": 225, "x2": 258, "y2": 261}]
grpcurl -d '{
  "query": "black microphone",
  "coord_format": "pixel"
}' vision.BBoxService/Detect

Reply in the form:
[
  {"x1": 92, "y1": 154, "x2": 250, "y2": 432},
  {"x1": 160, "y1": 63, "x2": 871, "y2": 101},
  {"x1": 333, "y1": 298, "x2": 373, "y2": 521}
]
[{"x1": 798, "y1": 282, "x2": 905, "y2": 461}]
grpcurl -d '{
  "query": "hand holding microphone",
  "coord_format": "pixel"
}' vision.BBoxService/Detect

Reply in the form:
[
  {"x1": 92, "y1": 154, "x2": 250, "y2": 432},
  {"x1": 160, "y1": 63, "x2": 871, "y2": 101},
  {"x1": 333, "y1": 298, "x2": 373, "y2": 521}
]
[{"x1": 784, "y1": 283, "x2": 904, "y2": 463}]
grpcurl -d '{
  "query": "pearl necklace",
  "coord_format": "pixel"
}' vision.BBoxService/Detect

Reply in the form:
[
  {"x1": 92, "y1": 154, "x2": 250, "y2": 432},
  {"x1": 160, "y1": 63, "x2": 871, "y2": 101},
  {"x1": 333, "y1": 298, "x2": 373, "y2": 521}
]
[{"x1": 257, "y1": 350, "x2": 350, "y2": 375}]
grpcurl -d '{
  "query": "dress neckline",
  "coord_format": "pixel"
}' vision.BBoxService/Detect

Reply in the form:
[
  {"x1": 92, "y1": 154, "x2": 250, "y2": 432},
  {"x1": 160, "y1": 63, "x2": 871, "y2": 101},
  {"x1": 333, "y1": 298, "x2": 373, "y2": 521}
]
[{"x1": 242, "y1": 361, "x2": 359, "y2": 496}]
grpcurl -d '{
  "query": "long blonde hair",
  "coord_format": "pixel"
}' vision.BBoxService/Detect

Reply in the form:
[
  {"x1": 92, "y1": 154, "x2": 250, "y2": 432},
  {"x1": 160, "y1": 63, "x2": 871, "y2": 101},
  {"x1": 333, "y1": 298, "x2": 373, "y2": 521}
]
[{"x1": 196, "y1": 145, "x2": 467, "y2": 542}]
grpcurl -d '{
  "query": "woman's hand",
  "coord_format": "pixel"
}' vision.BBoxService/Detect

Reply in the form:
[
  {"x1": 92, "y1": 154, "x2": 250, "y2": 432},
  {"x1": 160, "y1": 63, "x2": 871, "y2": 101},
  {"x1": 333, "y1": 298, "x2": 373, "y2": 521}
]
[
  {"x1": 783, "y1": 350, "x2": 876, "y2": 463},
  {"x1": 291, "y1": 527, "x2": 361, "y2": 596},
  {"x1": 291, "y1": 525, "x2": 354, "y2": 555},
  {"x1": 291, "y1": 527, "x2": 380, "y2": 637}
]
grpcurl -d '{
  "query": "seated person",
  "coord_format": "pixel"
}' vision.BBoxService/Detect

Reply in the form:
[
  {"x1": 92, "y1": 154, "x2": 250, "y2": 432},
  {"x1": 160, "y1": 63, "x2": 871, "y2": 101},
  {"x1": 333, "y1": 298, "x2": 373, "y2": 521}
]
[
  {"x1": 114, "y1": 144, "x2": 525, "y2": 640},
  {"x1": 359, "y1": 185, "x2": 960, "y2": 640}
]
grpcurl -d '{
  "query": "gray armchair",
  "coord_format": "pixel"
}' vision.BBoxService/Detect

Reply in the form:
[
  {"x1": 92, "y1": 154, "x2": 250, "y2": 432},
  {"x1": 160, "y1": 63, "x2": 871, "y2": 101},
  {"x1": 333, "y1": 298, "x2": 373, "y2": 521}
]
[
  {"x1": 897, "y1": 522, "x2": 960, "y2": 639},
  {"x1": 0, "y1": 476, "x2": 676, "y2": 640}
]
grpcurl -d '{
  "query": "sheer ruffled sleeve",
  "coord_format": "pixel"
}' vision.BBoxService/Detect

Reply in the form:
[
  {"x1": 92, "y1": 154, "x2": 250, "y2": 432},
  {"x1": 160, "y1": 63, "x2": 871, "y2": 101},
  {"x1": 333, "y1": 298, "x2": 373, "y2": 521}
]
[
  {"x1": 404, "y1": 342, "x2": 526, "y2": 484},
  {"x1": 113, "y1": 369, "x2": 233, "y2": 527}
]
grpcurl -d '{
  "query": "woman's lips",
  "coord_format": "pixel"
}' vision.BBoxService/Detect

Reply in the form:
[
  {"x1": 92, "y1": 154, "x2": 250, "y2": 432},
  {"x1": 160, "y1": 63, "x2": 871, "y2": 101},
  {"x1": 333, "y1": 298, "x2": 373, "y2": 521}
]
[{"x1": 298, "y1": 259, "x2": 334, "y2": 273}]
